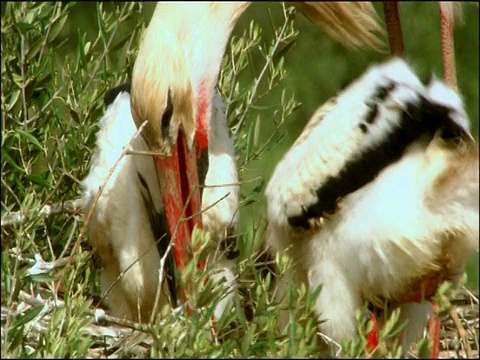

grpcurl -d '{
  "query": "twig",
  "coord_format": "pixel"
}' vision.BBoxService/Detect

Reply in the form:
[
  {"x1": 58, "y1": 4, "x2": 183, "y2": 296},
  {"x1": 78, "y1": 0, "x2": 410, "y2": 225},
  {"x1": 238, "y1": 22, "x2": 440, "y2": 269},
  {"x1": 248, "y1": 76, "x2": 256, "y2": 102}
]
[
  {"x1": 232, "y1": 6, "x2": 294, "y2": 137},
  {"x1": 182, "y1": 192, "x2": 230, "y2": 223},
  {"x1": 1, "y1": 198, "x2": 84, "y2": 227},
  {"x1": 59, "y1": 217, "x2": 78, "y2": 259},
  {"x1": 449, "y1": 306, "x2": 473, "y2": 358},
  {"x1": 15, "y1": 288, "x2": 151, "y2": 333},
  {"x1": 96, "y1": 233, "x2": 168, "y2": 311},
  {"x1": 463, "y1": 287, "x2": 479, "y2": 305},
  {"x1": 82, "y1": 3, "x2": 128, "y2": 94},
  {"x1": 150, "y1": 235, "x2": 175, "y2": 323},
  {"x1": 317, "y1": 331, "x2": 343, "y2": 357}
]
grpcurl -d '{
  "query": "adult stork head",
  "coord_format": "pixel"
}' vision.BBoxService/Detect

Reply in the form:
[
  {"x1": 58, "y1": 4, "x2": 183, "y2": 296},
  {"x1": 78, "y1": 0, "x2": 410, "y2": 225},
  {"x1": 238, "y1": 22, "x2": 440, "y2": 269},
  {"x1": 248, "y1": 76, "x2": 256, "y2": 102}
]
[
  {"x1": 130, "y1": 3, "x2": 249, "y2": 272},
  {"x1": 129, "y1": 2, "x2": 383, "y2": 273}
]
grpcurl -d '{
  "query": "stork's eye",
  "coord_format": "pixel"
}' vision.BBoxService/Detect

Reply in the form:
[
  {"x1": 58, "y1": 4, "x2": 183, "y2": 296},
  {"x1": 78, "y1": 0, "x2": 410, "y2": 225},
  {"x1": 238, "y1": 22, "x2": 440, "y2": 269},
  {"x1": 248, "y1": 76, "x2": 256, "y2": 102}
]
[{"x1": 161, "y1": 88, "x2": 174, "y2": 135}]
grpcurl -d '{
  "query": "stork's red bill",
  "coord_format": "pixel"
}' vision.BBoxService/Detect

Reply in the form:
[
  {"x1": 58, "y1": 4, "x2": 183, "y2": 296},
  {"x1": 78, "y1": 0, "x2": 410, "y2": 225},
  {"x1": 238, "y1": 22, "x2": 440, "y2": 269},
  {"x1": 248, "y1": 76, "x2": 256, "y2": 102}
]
[{"x1": 265, "y1": 58, "x2": 479, "y2": 356}]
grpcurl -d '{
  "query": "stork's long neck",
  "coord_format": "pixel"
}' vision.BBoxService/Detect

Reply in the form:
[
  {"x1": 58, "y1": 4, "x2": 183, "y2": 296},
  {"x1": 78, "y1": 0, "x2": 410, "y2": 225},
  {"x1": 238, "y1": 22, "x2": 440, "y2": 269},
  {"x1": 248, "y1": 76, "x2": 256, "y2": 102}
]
[{"x1": 131, "y1": 2, "x2": 250, "y2": 151}]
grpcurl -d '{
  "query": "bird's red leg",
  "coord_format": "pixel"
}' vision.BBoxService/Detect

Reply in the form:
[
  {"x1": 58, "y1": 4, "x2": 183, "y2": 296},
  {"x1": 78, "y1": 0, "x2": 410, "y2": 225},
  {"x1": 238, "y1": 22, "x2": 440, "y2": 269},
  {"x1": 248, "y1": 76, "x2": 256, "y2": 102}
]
[
  {"x1": 424, "y1": 4, "x2": 459, "y2": 357},
  {"x1": 428, "y1": 303, "x2": 441, "y2": 358},
  {"x1": 363, "y1": 2, "x2": 407, "y2": 353},
  {"x1": 438, "y1": 2, "x2": 457, "y2": 90},
  {"x1": 383, "y1": 2, "x2": 405, "y2": 56},
  {"x1": 366, "y1": 312, "x2": 380, "y2": 354}
]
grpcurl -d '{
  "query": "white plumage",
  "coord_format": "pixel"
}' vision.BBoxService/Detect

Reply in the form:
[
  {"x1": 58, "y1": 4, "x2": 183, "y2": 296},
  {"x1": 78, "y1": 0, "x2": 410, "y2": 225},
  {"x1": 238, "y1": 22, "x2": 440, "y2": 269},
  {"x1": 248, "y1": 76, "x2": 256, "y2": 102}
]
[
  {"x1": 82, "y1": 87, "x2": 239, "y2": 323},
  {"x1": 265, "y1": 58, "x2": 479, "y2": 354}
]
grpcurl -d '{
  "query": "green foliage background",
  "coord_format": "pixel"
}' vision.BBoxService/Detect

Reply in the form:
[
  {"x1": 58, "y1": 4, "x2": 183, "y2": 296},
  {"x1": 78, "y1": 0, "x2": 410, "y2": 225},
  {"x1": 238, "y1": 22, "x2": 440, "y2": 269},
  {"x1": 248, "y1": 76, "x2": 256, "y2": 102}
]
[{"x1": 1, "y1": 2, "x2": 478, "y2": 357}]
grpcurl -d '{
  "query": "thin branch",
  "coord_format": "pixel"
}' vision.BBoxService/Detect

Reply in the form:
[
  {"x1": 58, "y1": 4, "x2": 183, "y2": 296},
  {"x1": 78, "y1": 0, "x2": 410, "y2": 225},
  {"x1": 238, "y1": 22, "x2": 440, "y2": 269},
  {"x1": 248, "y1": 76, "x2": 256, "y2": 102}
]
[
  {"x1": 14, "y1": 287, "x2": 151, "y2": 333},
  {"x1": 20, "y1": 19, "x2": 28, "y2": 126},
  {"x1": 1, "y1": 198, "x2": 83, "y2": 227},
  {"x1": 449, "y1": 305, "x2": 473, "y2": 358},
  {"x1": 232, "y1": 7, "x2": 294, "y2": 137},
  {"x1": 82, "y1": 3, "x2": 128, "y2": 94},
  {"x1": 150, "y1": 235, "x2": 175, "y2": 323}
]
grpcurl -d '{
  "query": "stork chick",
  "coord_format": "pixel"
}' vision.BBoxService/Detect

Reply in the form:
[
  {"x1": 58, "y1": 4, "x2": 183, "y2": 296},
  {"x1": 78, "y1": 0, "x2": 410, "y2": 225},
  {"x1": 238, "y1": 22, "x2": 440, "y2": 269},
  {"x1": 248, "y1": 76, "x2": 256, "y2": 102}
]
[
  {"x1": 82, "y1": 86, "x2": 238, "y2": 322},
  {"x1": 265, "y1": 58, "x2": 479, "y2": 355}
]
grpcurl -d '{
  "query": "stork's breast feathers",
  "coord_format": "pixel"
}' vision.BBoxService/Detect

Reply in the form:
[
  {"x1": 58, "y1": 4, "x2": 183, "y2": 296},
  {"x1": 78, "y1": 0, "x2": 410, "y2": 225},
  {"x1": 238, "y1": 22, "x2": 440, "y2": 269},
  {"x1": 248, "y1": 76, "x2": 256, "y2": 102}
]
[{"x1": 266, "y1": 58, "x2": 478, "y2": 234}]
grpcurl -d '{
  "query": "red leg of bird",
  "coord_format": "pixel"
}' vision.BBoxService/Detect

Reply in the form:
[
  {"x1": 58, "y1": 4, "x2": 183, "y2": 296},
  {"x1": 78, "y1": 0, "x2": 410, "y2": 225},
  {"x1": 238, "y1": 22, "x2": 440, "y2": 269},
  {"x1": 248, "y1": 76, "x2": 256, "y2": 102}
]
[
  {"x1": 366, "y1": 312, "x2": 380, "y2": 354},
  {"x1": 438, "y1": 2, "x2": 457, "y2": 91},
  {"x1": 428, "y1": 303, "x2": 441, "y2": 358},
  {"x1": 364, "y1": 1, "x2": 405, "y2": 353},
  {"x1": 422, "y1": 4, "x2": 458, "y2": 357},
  {"x1": 383, "y1": 2, "x2": 405, "y2": 56}
]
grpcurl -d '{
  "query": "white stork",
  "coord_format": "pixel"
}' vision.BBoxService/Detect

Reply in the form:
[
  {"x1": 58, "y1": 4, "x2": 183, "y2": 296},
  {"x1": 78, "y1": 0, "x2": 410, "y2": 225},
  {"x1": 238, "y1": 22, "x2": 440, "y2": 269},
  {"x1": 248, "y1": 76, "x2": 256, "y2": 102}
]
[
  {"x1": 82, "y1": 2, "x2": 383, "y2": 323},
  {"x1": 264, "y1": 58, "x2": 479, "y2": 356}
]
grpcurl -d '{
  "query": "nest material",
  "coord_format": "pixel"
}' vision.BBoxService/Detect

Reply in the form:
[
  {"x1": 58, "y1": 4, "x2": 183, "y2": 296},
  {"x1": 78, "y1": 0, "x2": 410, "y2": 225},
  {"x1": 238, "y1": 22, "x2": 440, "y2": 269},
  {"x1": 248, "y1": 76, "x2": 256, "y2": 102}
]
[{"x1": 1, "y1": 283, "x2": 478, "y2": 358}]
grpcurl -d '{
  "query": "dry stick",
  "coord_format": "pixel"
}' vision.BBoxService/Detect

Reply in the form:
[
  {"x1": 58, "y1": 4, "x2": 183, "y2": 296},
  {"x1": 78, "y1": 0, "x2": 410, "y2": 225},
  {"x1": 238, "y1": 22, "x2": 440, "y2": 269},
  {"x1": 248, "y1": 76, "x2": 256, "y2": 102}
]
[
  {"x1": 1, "y1": 198, "x2": 84, "y2": 227},
  {"x1": 15, "y1": 287, "x2": 150, "y2": 333},
  {"x1": 449, "y1": 306, "x2": 473, "y2": 358},
  {"x1": 463, "y1": 287, "x2": 479, "y2": 304},
  {"x1": 149, "y1": 191, "x2": 195, "y2": 323},
  {"x1": 165, "y1": 190, "x2": 234, "y2": 339},
  {"x1": 54, "y1": 121, "x2": 149, "y2": 294},
  {"x1": 1, "y1": 171, "x2": 82, "y2": 227},
  {"x1": 58, "y1": 217, "x2": 79, "y2": 260},
  {"x1": 438, "y1": 3, "x2": 468, "y2": 358},
  {"x1": 150, "y1": 237, "x2": 175, "y2": 323}
]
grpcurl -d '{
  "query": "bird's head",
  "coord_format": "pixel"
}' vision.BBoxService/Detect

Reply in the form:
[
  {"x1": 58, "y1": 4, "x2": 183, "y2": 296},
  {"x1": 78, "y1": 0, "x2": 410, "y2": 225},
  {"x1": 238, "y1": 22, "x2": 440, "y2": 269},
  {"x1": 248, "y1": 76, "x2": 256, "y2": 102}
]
[
  {"x1": 130, "y1": 3, "x2": 250, "y2": 273},
  {"x1": 131, "y1": 3, "x2": 249, "y2": 156}
]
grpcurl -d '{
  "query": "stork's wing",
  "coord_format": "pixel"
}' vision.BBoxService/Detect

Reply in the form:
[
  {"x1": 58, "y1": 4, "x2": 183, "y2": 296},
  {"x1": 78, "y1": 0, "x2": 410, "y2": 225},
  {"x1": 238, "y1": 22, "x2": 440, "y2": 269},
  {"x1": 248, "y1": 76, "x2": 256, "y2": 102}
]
[
  {"x1": 291, "y1": 2, "x2": 383, "y2": 50},
  {"x1": 266, "y1": 58, "x2": 473, "y2": 230}
]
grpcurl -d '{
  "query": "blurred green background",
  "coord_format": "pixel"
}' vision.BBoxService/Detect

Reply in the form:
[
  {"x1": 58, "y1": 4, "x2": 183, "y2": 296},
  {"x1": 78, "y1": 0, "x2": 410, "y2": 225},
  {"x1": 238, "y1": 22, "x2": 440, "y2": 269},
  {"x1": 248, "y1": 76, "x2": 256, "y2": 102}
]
[{"x1": 5, "y1": 2, "x2": 478, "y2": 286}]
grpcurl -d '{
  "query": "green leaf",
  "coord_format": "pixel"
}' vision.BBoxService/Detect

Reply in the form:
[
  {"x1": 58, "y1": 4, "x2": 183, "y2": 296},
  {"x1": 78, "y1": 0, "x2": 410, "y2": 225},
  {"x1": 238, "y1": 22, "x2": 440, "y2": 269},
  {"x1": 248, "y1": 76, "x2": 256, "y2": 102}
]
[
  {"x1": 16, "y1": 129, "x2": 44, "y2": 152},
  {"x1": 273, "y1": 40, "x2": 296, "y2": 61},
  {"x1": 25, "y1": 174, "x2": 51, "y2": 188},
  {"x1": 6, "y1": 89, "x2": 21, "y2": 112},
  {"x1": 417, "y1": 337, "x2": 432, "y2": 359},
  {"x1": 26, "y1": 37, "x2": 44, "y2": 61},
  {"x1": 14, "y1": 21, "x2": 35, "y2": 34},
  {"x1": 2, "y1": 151, "x2": 24, "y2": 172},
  {"x1": 9, "y1": 305, "x2": 44, "y2": 332},
  {"x1": 47, "y1": 14, "x2": 69, "y2": 43},
  {"x1": 29, "y1": 273, "x2": 56, "y2": 283}
]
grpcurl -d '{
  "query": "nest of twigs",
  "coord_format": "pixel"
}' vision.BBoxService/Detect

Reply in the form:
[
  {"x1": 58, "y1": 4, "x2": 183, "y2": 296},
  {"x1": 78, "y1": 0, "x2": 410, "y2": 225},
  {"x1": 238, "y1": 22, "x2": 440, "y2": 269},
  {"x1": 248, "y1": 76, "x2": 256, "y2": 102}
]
[{"x1": 1, "y1": 276, "x2": 478, "y2": 359}]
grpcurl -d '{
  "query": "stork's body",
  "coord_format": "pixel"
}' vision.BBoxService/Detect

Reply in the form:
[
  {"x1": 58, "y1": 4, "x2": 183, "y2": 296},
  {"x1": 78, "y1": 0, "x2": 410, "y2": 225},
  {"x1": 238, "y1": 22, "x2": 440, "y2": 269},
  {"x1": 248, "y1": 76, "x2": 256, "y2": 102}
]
[
  {"x1": 83, "y1": 87, "x2": 239, "y2": 322},
  {"x1": 265, "y1": 59, "x2": 479, "y2": 355}
]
